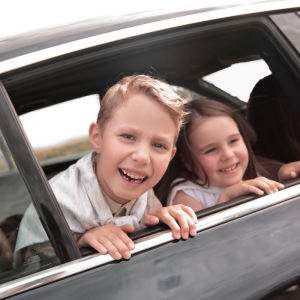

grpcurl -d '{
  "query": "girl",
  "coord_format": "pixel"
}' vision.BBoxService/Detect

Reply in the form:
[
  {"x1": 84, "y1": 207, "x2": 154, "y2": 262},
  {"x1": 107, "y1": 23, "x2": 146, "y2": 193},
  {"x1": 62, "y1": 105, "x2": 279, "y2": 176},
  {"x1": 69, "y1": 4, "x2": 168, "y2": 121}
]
[{"x1": 157, "y1": 99, "x2": 284, "y2": 211}]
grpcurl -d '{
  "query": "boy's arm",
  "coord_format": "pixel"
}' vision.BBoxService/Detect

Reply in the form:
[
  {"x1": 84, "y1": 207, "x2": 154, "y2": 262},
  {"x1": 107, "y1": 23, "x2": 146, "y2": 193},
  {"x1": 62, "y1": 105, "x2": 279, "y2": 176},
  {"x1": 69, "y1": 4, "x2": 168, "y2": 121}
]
[
  {"x1": 77, "y1": 224, "x2": 135, "y2": 260},
  {"x1": 278, "y1": 161, "x2": 300, "y2": 182}
]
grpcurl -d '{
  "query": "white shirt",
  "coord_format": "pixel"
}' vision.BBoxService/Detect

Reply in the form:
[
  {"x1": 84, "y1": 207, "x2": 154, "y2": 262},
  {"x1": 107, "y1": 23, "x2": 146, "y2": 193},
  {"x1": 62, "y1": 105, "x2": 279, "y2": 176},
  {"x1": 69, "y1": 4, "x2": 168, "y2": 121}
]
[{"x1": 167, "y1": 178, "x2": 226, "y2": 209}]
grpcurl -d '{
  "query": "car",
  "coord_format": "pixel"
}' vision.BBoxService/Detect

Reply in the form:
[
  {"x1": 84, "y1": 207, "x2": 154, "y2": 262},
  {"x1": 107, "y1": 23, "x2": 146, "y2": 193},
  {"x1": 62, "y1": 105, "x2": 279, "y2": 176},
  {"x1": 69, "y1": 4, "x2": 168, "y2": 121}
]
[{"x1": 0, "y1": 1, "x2": 300, "y2": 299}]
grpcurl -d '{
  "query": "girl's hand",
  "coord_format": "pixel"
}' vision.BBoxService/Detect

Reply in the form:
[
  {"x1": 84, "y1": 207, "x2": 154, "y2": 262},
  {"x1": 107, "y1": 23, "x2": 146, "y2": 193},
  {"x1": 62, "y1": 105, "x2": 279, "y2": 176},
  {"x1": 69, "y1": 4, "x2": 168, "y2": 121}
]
[
  {"x1": 77, "y1": 224, "x2": 135, "y2": 260},
  {"x1": 218, "y1": 177, "x2": 285, "y2": 203},
  {"x1": 278, "y1": 161, "x2": 300, "y2": 182},
  {"x1": 144, "y1": 204, "x2": 197, "y2": 240}
]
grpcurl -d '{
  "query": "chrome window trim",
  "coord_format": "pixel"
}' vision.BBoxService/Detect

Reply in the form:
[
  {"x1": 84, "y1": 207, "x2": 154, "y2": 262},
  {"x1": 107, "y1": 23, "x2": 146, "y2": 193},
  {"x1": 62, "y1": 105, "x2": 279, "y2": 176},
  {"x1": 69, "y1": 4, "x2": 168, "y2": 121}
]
[
  {"x1": 0, "y1": 184, "x2": 299, "y2": 299},
  {"x1": 0, "y1": 1, "x2": 298, "y2": 75}
]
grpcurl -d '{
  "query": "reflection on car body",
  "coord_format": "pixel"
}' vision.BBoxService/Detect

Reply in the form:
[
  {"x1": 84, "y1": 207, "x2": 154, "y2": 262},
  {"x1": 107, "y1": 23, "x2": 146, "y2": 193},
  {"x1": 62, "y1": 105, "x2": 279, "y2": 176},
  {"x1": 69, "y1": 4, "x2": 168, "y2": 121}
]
[{"x1": 0, "y1": 1, "x2": 300, "y2": 299}]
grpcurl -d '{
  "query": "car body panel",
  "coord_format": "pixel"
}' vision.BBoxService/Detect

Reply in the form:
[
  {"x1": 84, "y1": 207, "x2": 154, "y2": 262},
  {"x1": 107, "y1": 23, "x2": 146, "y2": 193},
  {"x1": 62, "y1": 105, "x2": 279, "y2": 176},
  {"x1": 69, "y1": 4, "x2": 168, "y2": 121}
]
[
  {"x1": 5, "y1": 191, "x2": 300, "y2": 300},
  {"x1": 0, "y1": 1, "x2": 298, "y2": 74}
]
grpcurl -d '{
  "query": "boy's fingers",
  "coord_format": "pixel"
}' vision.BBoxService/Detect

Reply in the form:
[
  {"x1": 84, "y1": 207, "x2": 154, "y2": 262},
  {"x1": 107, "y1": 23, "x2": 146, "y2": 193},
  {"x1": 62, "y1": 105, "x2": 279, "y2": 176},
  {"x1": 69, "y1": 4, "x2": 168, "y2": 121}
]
[
  {"x1": 181, "y1": 205, "x2": 198, "y2": 223},
  {"x1": 118, "y1": 224, "x2": 135, "y2": 233},
  {"x1": 143, "y1": 214, "x2": 160, "y2": 226},
  {"x1": 101, "y1": 235, "x2": 131, "y2": 260},
  {"x1": 175, "y1": 213, "x2": 190, "y2": 240},
  {"x1": 162, "y1": 215, "x2": 181, "y2": 239},
  {"x1": 88, "y1": 239, "x2": 108, "y2": 255},
  {"x1": 115, "y1": 225, "x2": 135, "y2": 250}
]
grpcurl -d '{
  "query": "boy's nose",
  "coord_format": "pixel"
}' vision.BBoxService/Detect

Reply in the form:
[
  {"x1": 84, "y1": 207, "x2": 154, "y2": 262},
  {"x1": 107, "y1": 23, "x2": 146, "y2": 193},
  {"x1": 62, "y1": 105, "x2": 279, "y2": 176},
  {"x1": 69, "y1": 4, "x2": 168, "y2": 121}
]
[{"x1": 131, "y1": 146, "x2": 151, "y2": 164}]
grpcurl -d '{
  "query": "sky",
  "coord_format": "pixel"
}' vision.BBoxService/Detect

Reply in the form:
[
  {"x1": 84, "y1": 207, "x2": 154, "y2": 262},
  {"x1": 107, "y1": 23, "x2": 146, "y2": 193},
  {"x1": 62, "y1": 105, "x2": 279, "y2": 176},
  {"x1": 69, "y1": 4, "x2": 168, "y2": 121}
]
[
  {"x1": 1, "y1": 0, "x2": 270, "y2": 150},
  {"x1": 0, "y1": 0, "x2": 256, "y2": 39}
]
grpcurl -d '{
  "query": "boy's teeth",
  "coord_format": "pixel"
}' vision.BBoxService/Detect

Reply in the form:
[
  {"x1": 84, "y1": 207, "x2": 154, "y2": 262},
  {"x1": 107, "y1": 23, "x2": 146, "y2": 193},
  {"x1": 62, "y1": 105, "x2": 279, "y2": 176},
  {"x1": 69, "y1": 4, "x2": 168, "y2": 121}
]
[{"x1": 120, "y1": 169, "x2": 146, "y2": 181}]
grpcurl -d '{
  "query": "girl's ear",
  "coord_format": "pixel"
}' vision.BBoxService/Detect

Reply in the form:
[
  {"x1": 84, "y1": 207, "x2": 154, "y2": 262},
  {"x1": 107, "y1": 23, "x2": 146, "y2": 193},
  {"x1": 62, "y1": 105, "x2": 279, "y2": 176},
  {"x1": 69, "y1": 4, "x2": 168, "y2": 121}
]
[
  {"x1": 89, "y1": 122, "x2": 102, "y2": 153},
  {"x1": 179, "y1": 153, "x2": 192, "y2": 171}
]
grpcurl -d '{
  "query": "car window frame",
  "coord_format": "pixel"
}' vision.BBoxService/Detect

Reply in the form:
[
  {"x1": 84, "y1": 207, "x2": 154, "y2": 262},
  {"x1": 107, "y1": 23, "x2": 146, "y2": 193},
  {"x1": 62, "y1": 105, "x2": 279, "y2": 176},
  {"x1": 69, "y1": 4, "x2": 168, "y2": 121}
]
[{"x1": 0, "y1": 82, "x2": 81, "y2": 264}]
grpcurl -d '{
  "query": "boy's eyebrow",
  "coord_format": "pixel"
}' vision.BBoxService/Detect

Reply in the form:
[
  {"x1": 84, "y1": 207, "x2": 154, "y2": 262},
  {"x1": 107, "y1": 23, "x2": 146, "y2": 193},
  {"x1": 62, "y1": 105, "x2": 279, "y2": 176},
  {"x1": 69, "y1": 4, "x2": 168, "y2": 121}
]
[{"x1": 118, "y1": 125, "x2": 175, "y2": 144}]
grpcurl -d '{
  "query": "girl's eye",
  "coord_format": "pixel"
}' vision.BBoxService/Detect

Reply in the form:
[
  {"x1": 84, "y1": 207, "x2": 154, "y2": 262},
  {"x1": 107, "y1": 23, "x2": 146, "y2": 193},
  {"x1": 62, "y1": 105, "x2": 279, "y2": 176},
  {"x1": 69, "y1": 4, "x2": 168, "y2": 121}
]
[
  {"x1": 121, "y1": 134, "x2": 134, "y2": 140},
  {"x1": 229, "y1": 138, "x2": 238, "y2": 144},
  {"x1": 205, "y1": 148, "x2": 215, "y2": 154},
  {"x1": 153, "y1": 143, "x2": 167, "y2": 149}
]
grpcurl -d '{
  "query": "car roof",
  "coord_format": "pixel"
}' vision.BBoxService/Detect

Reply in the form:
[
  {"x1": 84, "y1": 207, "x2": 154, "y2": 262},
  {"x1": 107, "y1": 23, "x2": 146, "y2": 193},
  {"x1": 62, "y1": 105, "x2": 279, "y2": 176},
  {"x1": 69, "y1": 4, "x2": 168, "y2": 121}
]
[{"x1": 0, "y1": 0, "x2": 298, "y2": 74}]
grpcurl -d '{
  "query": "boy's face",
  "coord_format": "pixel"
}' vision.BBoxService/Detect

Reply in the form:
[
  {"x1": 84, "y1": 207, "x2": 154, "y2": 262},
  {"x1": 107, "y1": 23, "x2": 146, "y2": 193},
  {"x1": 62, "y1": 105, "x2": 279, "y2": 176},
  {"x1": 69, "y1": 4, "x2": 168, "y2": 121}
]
[{"x1": 90, "y1": 93, "x2": 177, "y2": 204}]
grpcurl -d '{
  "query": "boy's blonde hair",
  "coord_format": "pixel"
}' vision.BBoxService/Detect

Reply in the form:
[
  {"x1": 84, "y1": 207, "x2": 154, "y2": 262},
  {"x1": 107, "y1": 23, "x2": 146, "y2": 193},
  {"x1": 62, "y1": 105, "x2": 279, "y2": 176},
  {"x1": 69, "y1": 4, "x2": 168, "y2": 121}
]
[{"x1": 97, "y1": 75, "x2": 187, "y2": 138}]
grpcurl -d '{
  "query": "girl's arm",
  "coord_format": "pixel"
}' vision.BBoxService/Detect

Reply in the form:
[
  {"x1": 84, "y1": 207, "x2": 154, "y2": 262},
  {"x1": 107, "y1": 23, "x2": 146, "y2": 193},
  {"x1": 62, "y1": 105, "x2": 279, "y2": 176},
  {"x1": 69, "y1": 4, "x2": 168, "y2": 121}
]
[
  {"x1": 173, "y1": 190, "x2": 204, "y2": 211},
  {"x1": 218, "y1": 177, "x2": 285, "y2": 204},
  {"x1": 278, "y1": 161, "x2": 300, "y2": 182}
]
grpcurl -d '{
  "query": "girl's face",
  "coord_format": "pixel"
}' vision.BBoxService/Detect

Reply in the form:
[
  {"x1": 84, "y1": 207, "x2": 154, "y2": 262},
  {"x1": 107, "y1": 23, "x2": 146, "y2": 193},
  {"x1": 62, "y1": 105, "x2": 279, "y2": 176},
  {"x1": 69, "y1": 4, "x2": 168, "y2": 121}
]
[{"x1": 187, "y1": 116, "x2": 249, "y2": 187}]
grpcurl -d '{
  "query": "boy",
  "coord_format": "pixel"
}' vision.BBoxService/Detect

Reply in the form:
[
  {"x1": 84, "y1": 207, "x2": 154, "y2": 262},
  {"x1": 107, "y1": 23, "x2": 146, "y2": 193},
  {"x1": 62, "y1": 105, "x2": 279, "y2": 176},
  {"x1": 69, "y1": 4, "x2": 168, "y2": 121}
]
[{"x1": 44, "y1": 75, "x2": 197, "y2": 260}]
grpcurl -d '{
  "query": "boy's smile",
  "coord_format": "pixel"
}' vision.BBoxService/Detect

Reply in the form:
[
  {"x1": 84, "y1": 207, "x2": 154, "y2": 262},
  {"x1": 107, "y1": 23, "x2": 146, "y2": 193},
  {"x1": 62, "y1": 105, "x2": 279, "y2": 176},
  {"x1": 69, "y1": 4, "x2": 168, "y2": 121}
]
[
  {"x1": 90, "y1": 93, "x2": 177, "y2": 204},
  {"x1": 187, "y1": 116, "x2": 249, "y2": 188}
]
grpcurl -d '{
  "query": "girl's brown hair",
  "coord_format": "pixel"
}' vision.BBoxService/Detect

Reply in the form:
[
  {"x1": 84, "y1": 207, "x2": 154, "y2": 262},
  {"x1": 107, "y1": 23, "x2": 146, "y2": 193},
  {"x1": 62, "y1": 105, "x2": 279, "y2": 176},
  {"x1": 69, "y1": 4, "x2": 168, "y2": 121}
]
[{"x1": 156, "y1": 98, "x2": 258, "y2": 205}]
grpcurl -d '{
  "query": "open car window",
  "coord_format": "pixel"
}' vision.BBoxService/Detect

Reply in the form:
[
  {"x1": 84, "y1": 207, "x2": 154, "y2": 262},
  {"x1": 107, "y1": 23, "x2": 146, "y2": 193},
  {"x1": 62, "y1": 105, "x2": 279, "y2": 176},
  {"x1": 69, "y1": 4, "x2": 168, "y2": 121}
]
[{"x1": 203, "y1": 59, "x2": 271, "y2": 102}]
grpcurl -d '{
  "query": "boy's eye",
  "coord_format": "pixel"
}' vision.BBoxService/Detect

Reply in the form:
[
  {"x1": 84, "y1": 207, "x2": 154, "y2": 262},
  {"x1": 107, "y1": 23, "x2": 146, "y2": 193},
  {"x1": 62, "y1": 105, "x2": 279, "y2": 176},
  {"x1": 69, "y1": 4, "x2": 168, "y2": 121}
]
[
  {"x1": 153, "y1": 143, "x2": 167, "y2": 149},
  {"x1": 205, "y1": 148, "x2": 215, "y2": 154},
  {"x1": 121, "y1": 134, "x2": 134, "y2": 140}
]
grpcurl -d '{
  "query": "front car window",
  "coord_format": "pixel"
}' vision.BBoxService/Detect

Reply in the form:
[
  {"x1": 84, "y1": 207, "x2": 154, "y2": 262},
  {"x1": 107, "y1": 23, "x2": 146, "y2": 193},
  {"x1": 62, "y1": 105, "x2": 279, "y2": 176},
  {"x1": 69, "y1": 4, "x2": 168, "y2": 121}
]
[{"x1": 0, "y1": 131, "x2": 60, "y2": 283}]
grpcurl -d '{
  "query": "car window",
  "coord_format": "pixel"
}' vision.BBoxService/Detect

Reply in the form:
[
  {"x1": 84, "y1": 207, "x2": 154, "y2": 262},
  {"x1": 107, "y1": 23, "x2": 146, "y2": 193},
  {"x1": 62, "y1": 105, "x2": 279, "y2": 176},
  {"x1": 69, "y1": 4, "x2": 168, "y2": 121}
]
[
  {"x1": 270, "y1": 11, "x2": 300, "y2": 55},
  {"x1": 0, "y1": 130, "x2": 61, "y2": 284},
  {"x1": 203, "y1": 59, "x2": 271, "y2": 102},
  {"x1": 19, "y1": 94, "x2": 100, "y2": 163},
  {"x1": 172, "y1": 85, "x2": 203, "y2": 100}
]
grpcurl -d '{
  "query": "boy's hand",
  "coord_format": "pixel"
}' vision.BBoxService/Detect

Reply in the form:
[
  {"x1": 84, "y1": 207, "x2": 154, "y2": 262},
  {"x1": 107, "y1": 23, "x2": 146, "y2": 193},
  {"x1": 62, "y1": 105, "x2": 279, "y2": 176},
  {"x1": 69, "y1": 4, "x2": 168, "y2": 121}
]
[
  {"x1": 218, "y1": 177, "x2": 284, "y2": 204},
  {"x1": 77, "y1": 224, "x2": 135, "y2": 260},
  {"x1": 278, "y1": 161, "x2": 300, "y2": 182},
  {"x1": 144, "y1": 204, "x2": 197, "y2": 240}
]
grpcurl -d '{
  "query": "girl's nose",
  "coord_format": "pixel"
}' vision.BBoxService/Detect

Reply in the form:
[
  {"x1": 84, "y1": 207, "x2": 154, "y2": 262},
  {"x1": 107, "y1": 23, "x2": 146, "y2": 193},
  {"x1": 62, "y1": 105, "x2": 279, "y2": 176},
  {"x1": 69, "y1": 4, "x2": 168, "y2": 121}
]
[
  {"x1": 221, "y1": 148, "x2": 235, "y2": 161},
  {"x1": 131, "y1": 145, "x2": 151, "y2": 164}
]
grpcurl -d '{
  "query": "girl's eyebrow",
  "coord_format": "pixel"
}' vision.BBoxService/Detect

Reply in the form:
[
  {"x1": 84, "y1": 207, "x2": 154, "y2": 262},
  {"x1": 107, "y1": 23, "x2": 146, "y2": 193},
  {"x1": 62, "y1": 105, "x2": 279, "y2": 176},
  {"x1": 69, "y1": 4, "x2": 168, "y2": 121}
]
[{"x1": 198, "y1": 132, "x2": 241, "y2": 152}]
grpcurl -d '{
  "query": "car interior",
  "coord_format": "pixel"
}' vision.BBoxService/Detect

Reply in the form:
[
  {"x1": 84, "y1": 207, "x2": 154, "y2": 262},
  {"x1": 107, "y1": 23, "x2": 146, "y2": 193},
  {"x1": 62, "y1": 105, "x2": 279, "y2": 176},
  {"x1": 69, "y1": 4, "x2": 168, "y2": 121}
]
[{"x1": 1, "y1": 13, "x2": 300, "y2": 282}]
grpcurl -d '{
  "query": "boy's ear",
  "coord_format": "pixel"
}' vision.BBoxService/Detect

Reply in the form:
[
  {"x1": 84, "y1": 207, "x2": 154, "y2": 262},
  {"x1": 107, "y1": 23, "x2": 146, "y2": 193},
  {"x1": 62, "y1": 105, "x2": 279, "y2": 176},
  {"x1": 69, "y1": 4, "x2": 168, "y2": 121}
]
[
  {"x1": 170, "y1": 147, "x2": 177, "y2": 161},
  {"x1": 89, "y1": 122, "x2": 102, "y2": 153},
  {"x1": 179, "y1": 153, "x2": 192, "y2": 171}
]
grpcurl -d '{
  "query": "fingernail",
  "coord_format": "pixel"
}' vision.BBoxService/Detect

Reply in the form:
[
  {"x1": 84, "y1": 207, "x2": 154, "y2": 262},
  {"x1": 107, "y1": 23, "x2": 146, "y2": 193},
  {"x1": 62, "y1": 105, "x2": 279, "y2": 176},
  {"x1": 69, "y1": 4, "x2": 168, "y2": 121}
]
[
  {"x1": 175, "y1": 233, "x2": 181, "y2": 239},
  {"x1": 151, "y1": 218, "x2": 157, "y2": 225},
  {"x1": 275, "y1": 188, "x2": 278, "y2": 192},
  {"x1": 128, "y1": 243, "x2": 135, "y2": 250},
  {"x1": 100, "y1": 247, "x2": 107, "y2": 254},
  {"x1": 115, "y1": 252, "x2": 122, "y2": 260},
  {"x1": 183, "y1": 232, "x2": 189, "y2": 239},
  {"x1": 191, "y1": 229, "x2": 196, "y2": 236},
  {"x1": 270, "y1": 190, "x2": 273, "y2": 194},
  {"x1": 124, "y1": 251, "x2": 131, "y2": 260},
  {"x1": 280, "y1": 184, "x2": 284, "y2": 188}
]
